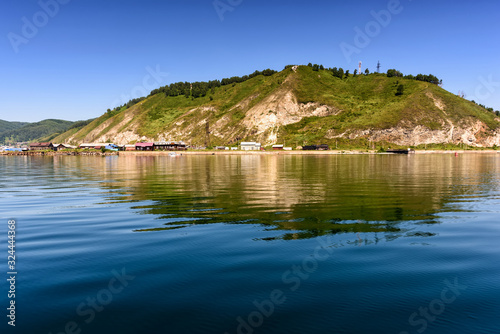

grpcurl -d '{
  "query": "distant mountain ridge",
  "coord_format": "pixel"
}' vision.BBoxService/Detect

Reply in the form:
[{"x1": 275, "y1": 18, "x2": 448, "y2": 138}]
[
  {"x1": 43, "y1": 65, "x2": 500, "y2": 148},
  {"x1": 0, "y1": 120, "x2": 29, "y2": 134},
  {"x1": 0, "y1": 119, "x2": 94, "y2": 144}
]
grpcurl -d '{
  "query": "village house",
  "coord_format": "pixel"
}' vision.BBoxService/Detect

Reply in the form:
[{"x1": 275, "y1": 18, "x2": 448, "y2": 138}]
[
  {"x1": 104, "y1": 144, "x2": 119, "y2": 151},
  {"x1": 153, "y1": 141, "x2": 187, "y2": 151},
  {"x1": 240, "y1": 142, "x2": 261, "y2": 151},
  {"x1": 272, "y1": 145, "x2": 284, "y2": 150},
  {"x1": 30, "y1": 142, "x2": 55, "y2": 151},
  {"x1": 135, "y1": 142, "x2": 154, "y2": 151},
  {"x1": 54, "y1": 144, "x2": 77, "y2": 151},
  {"x1": 79, "y1": 143, "x2": 113, "y2": 150}
]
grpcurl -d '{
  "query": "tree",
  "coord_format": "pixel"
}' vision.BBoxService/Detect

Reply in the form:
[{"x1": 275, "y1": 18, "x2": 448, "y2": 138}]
[
  {"x1": 387, "y1": 69, "x2": 403, "y2": 78},
  {"x1": 345, "y1": 70, "x2": 350, "y2": 78},
  {"x1": 353, "y1": 69, "x2": 358, "y2": 76},
  {"x1": 332, "y1": 67, "x2": 344, "y2": 79},
  {"x1": 414, "y1": 73, "x2": 440, "y2": 85},
  {"x1": 312, "y1": 64, "x2": 320, "y2": 71},
  {"x1": 396, "y1": 84, "x2": 404, "y2": 96},
  {"x1": 307, "y1": 63, "x2": 313, "y2": 67},
  {"x1": 319, "y1": 65, "x2": 324, "y2": 70},
  {"x1": 364, "y1": 68, "x2": 369, "y2": 75},
  {"x1": 262, "y1": 68, "x2": 277, "y2": 76}
]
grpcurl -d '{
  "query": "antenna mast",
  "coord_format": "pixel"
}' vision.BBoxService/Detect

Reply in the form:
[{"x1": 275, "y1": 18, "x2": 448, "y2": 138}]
[{"x1": 376, "y1": 61, "x2": 381, "y2": 73}]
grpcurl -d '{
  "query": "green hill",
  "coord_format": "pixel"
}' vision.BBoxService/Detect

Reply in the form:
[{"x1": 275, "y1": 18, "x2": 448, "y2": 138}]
[
  {"x1": 52, "y1": 66, "x2": 500, "y2": 148},
  {"x1": 0, "y1": 119, "x2": 90, "y2": 144},
  {"x1": 0, "y1": 120, "x2": 29, "y2": 134}
]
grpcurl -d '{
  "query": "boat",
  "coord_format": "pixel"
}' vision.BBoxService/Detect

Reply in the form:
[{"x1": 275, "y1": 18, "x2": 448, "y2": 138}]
[{"x1": 386, "y1": 149, "x2": 415, "y2": 154}]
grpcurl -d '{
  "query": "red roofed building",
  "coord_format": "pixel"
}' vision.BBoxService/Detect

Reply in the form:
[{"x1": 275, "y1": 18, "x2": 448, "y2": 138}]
[
  {"x1": 30, "y1": 142, "x2": 55, "y2": 151},
  {"x1": 135, "y1": 142, "x2": 154, "y2": 151}
]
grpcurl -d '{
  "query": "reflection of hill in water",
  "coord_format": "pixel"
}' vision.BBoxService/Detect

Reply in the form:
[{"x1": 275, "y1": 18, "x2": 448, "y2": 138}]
[{"x1": 51, "y1": 154, "x2": 499, "y2": 240}]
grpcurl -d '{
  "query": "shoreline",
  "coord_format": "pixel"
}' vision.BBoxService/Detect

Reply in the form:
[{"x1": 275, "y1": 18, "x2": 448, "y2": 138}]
[
  {"x1": 0, "y1": 151, "x2": 119, "y2": 157},
  {"x1": 1, "y1": 150, "x2": 498, "y2": 157},
  {"x1": 118, "y1": 149, "x2": 500, "y2": 156}
]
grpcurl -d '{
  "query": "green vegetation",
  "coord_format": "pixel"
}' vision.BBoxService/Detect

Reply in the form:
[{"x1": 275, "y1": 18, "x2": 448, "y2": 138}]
[
  {"x1": 0, "y1": 119, "x2": 80, "y2": 144},
  {"x1": 103, "y1": 68, "x2": 279, "y2": 116},
  {"x1": 52, "y1": 64, "x2": 500, "y2": 148},
  {"x1": 387, "y1": 69, "x2": 442, "y2": 86},
  {"x1": 396, "y1": 84, "x2": 404, "y2": 96},
  {"x1": 279, "y1": 66, "x2": 498, "y2": 148},
  {"x1": 0, "y1": 120, "x2": 28, "y2": 133}
]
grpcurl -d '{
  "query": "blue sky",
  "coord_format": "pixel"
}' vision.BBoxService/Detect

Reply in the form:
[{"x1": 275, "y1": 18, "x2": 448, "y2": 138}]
[{"x1": 1, "y1": 0, "x2": 499, "y2": 122}]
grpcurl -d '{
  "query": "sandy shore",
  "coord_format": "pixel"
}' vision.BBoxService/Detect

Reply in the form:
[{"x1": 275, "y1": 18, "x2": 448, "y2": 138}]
[
  {"x1": 0, "y1": 151, "x2": 119, "y2": 156},
  {"x1": 2, "y1": 150, "x2": 497, "y2": 157},
  {"x1": 118, "y1": 150, "x2": 499, "y2": 156}
]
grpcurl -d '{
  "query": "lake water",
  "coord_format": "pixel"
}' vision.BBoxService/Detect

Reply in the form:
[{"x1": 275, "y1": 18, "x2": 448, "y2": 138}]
[{"x1": 1, "y1": 154, "x2": 499, "y2": 334}]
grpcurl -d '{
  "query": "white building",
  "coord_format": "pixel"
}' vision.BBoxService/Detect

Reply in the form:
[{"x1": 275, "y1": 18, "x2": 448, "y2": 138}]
[{"x1": 240, "y1": 142, "x2": 261, "y2": 151}]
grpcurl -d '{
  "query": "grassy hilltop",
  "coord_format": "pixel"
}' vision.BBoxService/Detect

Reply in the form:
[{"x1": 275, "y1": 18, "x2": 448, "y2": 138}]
[{"x1": 52, "y1": 66, "x2": 500, "y2": 148}]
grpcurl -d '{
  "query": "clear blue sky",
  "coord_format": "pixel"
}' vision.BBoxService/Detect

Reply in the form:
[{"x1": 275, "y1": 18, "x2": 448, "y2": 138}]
[{"x1": 1, "y1": 0, "x2": 499, "y2": 122}]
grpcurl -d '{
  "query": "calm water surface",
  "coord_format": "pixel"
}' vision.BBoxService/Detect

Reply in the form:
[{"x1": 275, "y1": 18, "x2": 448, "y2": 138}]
[{"x1": 0, "y1": 154, "x2": 499, "y2": 334}]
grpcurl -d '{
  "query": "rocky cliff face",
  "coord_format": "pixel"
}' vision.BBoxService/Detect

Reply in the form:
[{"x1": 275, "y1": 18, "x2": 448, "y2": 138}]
[{"x1": 343, "y1": 122, "x2": 500, "y2": 147}]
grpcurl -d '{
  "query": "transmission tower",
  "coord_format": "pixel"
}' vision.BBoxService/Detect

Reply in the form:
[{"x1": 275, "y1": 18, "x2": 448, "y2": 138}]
[{"x1": 376, "y1": 61, "x2": 381, "y2": 73}]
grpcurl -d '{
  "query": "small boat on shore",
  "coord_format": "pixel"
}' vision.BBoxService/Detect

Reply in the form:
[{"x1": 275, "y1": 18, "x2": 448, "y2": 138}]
[{"x1": 386, "y1": 149, "x2": 415, "y2": 154}]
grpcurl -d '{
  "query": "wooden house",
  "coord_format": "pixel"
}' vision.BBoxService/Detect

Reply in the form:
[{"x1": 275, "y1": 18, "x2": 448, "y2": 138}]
[
  {"x1": 30, "y1": 142, "x2": 55, "y2": 151},
  {"x1": 272, "y1": 145, "x2": 284, "y2": 150},
  {"x1": 135, "y1": 143, "x2": 154, "y2": 151}
]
